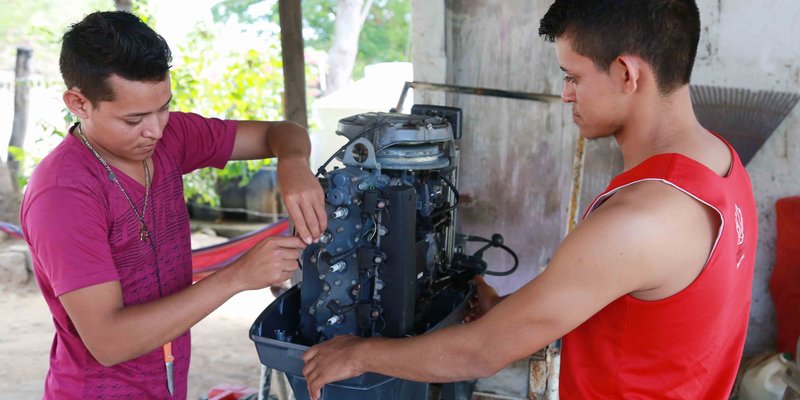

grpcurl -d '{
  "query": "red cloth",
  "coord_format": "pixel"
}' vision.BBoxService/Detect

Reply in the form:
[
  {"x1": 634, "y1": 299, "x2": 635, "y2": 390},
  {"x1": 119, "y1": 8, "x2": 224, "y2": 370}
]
[
  {"x1": 207, "y1": 383, "x2": 258, "y2": 400},
  {"x1": 771, "y1": 197, "x2": 800, "y2": 357},
  {"x1": 560, "y1": 139, "x2": 757, "y2": 399},
  {"x1": 191, "y1": 219, "x2": 291, "y2": 282}
]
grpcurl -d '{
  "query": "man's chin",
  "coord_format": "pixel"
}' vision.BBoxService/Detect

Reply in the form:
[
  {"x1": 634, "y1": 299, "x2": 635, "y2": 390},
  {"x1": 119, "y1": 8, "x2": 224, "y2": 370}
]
[{"x1": 577, "y1": 128, "x2": 612, "y2": 141}]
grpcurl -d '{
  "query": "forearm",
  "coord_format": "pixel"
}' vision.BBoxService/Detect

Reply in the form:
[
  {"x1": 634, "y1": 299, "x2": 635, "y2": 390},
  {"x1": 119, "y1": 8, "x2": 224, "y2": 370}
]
[
  {"x1": 268, "y1": 121, "x2": 310, "y2": 160},
  {"x1": 87, "y1": 265, "x2": 242, "y2": 366},
  {"x1": 359, "y1": 323, "x2": 504, "y2": 383},
  {"x1": 231, "y1": 120, "x2": 310, "y2": 161}
]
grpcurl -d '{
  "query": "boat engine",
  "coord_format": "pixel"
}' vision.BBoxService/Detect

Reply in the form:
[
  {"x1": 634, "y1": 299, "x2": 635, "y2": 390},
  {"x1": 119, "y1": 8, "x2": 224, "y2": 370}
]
[{"x1": 251, "y1": 105, "x2": 518, "y2": 400}]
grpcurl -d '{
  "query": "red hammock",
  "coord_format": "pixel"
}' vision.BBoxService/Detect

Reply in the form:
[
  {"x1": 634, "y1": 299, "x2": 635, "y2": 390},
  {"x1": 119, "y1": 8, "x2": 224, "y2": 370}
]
[
  {"x1": 191, "y1": 218, "x2": 291, "y2": 282},
  {"x1": 1, "y1": 219, "x2": 290, "y2": 283}
]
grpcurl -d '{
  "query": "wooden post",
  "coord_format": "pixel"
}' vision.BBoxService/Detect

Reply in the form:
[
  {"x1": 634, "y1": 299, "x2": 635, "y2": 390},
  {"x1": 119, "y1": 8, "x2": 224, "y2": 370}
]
[
  {"x1": 114, "y1": 0, "x2": 133, "y2": 12},
  {"x1": 278, "y1": 0, "x2": 308, "y2": 128},
  {"x1": 9, "y1": 46, "x2": 32, "y2": 191}
]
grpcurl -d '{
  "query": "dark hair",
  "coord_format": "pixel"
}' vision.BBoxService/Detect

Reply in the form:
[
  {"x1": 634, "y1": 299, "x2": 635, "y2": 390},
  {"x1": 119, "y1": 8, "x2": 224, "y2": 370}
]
[
  {"x1": 59, "y1": 11, "x2": 172, "y2": 105},
  {"x1": 539, "y1": 0, "x2": 700, "y2": 94}
]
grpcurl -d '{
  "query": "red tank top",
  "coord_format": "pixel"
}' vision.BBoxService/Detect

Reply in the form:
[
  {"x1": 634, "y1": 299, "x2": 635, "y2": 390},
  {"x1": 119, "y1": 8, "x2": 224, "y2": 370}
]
[{"x1": 559, "y1": 141, "x2": 757, "y2": 399}]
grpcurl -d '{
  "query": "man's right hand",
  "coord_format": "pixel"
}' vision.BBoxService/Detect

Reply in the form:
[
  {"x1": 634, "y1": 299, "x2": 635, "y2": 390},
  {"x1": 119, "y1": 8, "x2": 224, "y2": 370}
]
[
  {"x1": 58, "y1": 234, "x2": 306, "y2": 367},
  {"x1": 464, "y1": 275, "x2": 503, "y2": 322},
  {"x1": 231, "y1": 235, "x2": 306, "y2": 291}
]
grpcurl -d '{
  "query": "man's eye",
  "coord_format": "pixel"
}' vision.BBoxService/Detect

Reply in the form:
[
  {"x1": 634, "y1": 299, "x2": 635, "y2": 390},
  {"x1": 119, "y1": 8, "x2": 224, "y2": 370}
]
[
  {"x1": 563, "y1": 76, "x2": 577, "y2": 84},
  {"x1": 125, "y1": 120, "x2": 142, "y2": 126}
]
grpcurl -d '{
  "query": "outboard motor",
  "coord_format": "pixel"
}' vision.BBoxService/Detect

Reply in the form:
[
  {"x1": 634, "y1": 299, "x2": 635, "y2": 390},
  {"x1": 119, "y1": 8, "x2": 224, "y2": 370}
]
[{"x1": 250, "y1": 106, "x2": 518, "y2": 400}]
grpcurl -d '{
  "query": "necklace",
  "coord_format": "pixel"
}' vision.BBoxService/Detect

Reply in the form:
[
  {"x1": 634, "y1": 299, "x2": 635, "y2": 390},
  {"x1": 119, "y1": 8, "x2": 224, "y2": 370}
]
[{"x1": 75, "y1": 123, "x2": 151, "y2": 242}]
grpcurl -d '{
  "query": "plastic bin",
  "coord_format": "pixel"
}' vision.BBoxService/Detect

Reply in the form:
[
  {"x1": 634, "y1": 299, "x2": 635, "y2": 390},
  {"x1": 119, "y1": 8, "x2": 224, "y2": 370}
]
[{"x1": 250, "y1": 284, "x2": 471, "y2": 400}]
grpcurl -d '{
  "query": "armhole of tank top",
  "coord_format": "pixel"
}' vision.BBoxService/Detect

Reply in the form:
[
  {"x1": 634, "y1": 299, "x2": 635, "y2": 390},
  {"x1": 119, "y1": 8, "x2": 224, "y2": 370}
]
[
  {"x1": 585, "y1": 178, "x2": 725, "y2": 270},
  {"x1": 707, "y1": 130, "x2": 735, "y2": 178}
]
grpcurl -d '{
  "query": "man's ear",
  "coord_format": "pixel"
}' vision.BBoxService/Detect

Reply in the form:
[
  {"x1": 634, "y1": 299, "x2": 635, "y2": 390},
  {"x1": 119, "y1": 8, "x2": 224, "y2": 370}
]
[
  {"x1": 63, "y1": 89, "x2": 92, "y2": 119},
  {"x1": 616, "y1": 55, "x2": 641, "y2": 94}
]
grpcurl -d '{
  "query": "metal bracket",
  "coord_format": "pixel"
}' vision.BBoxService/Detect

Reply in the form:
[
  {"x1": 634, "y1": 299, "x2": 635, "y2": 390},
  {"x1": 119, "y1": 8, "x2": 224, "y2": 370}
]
[{"x1": 342, "y1": 138, "x2": 381, "y2": 170}]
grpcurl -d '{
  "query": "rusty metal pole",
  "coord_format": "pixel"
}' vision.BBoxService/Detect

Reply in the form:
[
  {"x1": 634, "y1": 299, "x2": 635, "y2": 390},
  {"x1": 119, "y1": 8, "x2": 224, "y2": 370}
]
[
  {"x1": 278, "y1": 0, "x2": 308, "y2": 128},
  {"x1": 9, "y1": 46, "x2": 32, "y2": 191}
]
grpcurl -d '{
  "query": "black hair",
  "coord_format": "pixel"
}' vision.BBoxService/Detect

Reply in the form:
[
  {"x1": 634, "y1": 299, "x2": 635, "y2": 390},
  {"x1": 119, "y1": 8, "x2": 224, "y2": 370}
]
[
  {"x1": 539, "y1": 0, "x2": 700, "y2": 94},
  {"x1": 59, "y1": 11, "x2": 172, "y2": 105}
]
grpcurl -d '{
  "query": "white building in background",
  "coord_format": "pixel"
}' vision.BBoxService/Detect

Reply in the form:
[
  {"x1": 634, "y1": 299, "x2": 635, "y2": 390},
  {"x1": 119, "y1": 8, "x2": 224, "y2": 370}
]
[{"x1": 309, "y1": 62, "x2": 414, "y2": 170}]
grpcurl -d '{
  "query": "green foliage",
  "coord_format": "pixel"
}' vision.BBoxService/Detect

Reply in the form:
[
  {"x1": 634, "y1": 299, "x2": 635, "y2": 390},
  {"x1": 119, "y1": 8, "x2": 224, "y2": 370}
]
[
  {"x1": 9, "y1": 110, "x2": 74, "y2": 189},
  {"x1": 131, "y1": 0, "x2": 156, "y2": 26},
  {"x1": 171, "y1": 24, "x2": 284, "y2": 205},
  {"x1": 0, "y1": 0, "x2": 111, "y2": 77},
  {"x1": 354, "y1": 0, "x2": 411, "y2": 78},
  {"x1": 210, "y1": 0, "x2": 411, "y2": 80}
]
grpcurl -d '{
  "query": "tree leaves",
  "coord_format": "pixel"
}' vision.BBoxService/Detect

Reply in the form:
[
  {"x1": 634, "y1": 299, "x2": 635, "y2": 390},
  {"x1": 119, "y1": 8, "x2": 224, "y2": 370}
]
[{"x1": 171, "y1": 24, "x2": 282, "y2": 205}]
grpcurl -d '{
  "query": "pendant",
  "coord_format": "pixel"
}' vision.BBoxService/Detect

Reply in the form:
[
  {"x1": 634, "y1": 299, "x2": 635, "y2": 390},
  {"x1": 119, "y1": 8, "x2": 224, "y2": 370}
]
[{"x1": 140, "y1": 223, "x2": 149, "y2": 242}]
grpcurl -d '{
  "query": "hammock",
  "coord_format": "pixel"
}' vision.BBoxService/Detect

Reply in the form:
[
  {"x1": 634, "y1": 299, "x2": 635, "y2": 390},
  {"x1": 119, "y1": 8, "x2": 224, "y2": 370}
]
[
  {"x1": 191, "y1": 218, "x2": 291, "y2": 282},
  {"x1": 0, "y1": 218, "x2": 291, "y2": 283},
  {"x1": 0, "y1": 221, "x2": 24, "y2": 240}
]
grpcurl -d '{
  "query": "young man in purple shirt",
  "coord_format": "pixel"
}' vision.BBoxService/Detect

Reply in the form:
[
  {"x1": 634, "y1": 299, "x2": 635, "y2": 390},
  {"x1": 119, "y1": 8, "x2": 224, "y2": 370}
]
[{"x1": 20, "y1": 11, "x2": 327, "y2": 399}]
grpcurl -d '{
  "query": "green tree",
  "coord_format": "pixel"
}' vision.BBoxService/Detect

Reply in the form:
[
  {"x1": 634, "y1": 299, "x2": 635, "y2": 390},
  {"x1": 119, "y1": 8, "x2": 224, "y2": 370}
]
[
  {"x1": 356, "y1": 0, "x2": 410, "y2": 76},
  {"x1": 171, "y1": 24, "x2": 285, "y2": 205},
  {"x1": 210, "y1": 0, "x2": 410, "y2": 91},
  {"x1": 0, "y1": 0, "x2": 111, "y2": 77}
]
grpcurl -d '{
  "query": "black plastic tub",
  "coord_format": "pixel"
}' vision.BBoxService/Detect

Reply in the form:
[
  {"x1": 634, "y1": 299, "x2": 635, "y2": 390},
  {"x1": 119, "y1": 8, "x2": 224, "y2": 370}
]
[{"x1": 250, "y1": 284, "x2": 471, "y2": 400}]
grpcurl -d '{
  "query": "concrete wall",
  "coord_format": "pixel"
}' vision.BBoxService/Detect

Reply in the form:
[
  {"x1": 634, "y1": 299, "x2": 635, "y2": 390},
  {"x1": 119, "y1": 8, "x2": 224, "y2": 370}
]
[
  {"x1": 692, "y1": 1, "x2": 800, "y2": 355},
  {"x1": 425, "y1": 1, "x2": 583, "y2": 298},
  {"x1": 412, "y1": 0, "x2": 800, "y2": 394}
]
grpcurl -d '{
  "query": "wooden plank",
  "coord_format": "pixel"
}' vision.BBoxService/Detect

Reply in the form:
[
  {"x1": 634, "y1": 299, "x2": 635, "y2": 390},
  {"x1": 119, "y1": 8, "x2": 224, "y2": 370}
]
[
  {"x1": 278, "y1": 0, "x2": 308, "y2": 127},
  {"x1": 445, "y1": 0, "x2": 572, "y2": 296},
  {"x1": 411, "y1": 0, "x2": 447, "y2": 106}
]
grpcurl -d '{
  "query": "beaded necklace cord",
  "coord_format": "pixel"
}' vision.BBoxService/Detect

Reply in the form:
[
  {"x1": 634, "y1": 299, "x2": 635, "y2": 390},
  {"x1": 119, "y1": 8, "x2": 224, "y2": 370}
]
[
  {"x1": 75, "y1": 123, "x2": 150, "y2": 242},
  {"x1": 74, "y1": 123, "x2": 174, "y2": 396}
]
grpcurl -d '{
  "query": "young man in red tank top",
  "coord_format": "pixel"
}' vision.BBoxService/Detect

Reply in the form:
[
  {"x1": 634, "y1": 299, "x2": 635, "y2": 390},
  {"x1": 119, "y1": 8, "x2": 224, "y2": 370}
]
[{"x1": 302, "y1": 1, "x2": 757, "y2": 398}]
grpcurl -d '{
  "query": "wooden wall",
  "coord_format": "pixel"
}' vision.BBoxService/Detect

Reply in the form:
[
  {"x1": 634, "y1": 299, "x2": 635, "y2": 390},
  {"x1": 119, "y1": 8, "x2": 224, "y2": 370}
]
[{"x1": 414, "y1": 0, "x2": 621, "y2": 295}]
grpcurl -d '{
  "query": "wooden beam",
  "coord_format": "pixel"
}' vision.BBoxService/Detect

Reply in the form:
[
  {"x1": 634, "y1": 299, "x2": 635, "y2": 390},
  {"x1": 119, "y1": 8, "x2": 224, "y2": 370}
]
[
  {"x1": 9, "y1": 46, "x2": 32, "y2": 191},
  {"x1": 114, "y1": 0, "x2": 133, "y2": 12},
  {"x1": 278, "y1": 0, "x2": 308, "y2": 128}
]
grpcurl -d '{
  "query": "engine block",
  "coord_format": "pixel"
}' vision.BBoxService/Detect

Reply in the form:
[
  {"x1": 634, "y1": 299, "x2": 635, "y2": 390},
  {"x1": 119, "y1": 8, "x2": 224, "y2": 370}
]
[{"x1": 299, "y1": 107, "x2": 464, "y2": 343}]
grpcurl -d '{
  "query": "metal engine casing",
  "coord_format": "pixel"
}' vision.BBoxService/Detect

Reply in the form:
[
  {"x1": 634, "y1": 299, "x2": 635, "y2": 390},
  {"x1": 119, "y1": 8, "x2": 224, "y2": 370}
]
[{"x1": 298, "y1": 108, "x2": 463, "y2": 344}]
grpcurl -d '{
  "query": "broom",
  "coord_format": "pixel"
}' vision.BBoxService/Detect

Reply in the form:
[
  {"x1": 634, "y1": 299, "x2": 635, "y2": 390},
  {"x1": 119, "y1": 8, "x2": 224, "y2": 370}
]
[{"x1": 690, "y1": 85, "x2": 800, "y2": 165}]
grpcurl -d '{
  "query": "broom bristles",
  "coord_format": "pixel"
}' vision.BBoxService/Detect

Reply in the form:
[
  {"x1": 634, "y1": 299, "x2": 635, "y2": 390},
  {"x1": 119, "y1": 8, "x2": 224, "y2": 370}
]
[{"x1": 690, "y1": 85, "x2": 800, "y2": 165}]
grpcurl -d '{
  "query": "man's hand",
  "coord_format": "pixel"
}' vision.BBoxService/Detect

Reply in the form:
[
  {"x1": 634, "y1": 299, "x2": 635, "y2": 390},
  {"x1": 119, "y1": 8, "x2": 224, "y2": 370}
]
[
  {"x1": 277, "y1": 157, "x2": 327, "y2": 245},
  {"x1": 464, "y1": 275, "x2": 502, "y2": 323},
  {"x1": 302, "y1": 335, "x2": 366, "y2": 400},
  {"x1": 230, "y1": 235, "x2": 306, "y2": 291},
  {"x1": 230, "y1": 121, "x2": 326, "y2": 244}
]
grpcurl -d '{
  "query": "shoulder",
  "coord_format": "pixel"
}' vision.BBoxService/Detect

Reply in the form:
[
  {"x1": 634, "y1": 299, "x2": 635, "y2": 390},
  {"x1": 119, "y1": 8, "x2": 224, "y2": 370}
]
[
  {"x1": 160, "y1": 111, "x2": 237, "y2": 147},
  {"x1": 23, "y1": 138, "x2": 110, "y2": 223},
  {"x1": 26, "y1": 138, "x2": 106, "y2": 199},
  {"x1": 164, "y1": 111, "x2": 236, "y2": 133},
  {"x1": 569, "y1": 180, "x2": 719, "y2": 298}
]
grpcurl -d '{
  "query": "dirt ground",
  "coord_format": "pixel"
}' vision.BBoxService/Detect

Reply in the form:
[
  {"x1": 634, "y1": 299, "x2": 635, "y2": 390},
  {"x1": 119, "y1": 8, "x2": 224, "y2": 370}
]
[{"x1": 0, "y1": 274, "x2": 279, "y2": 400}]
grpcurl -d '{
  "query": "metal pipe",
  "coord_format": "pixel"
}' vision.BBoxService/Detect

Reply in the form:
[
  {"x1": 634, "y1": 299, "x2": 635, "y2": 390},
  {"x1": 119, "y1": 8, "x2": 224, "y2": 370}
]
[{"x1": 394, "y1": 81, "x2": 561, "y2": 112}]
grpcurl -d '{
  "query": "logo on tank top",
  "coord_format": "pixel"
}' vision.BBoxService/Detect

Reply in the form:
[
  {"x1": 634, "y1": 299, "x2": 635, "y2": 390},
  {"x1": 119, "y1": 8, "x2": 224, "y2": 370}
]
[{"x1": 735, "y1": 204, "x2": 745, "y2": 268}]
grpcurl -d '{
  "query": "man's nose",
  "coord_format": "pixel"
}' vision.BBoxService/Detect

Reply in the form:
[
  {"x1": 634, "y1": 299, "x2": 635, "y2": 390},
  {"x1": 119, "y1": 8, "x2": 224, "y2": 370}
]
[
  {"x1": 561, "y1": 82, "x2": 576, "y2": 103},
  {"x1": 142, "y1": 117, "x2": 163, "y2": 140}
]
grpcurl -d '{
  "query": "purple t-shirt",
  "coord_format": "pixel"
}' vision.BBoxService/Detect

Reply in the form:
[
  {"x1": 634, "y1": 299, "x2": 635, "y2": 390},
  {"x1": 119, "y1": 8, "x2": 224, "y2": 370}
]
[{"x1": 20, "y1": 112, "x2": 237, "y2": 399}]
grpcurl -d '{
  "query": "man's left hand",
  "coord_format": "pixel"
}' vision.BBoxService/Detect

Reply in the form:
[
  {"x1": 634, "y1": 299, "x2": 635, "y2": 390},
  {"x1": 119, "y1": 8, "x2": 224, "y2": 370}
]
[
  {"x1": 277, "y1": 157, "x2": 327, "y2": 244},
  {"x1": 302, "y1": 335, "x2": 365, "y2": 400}
]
